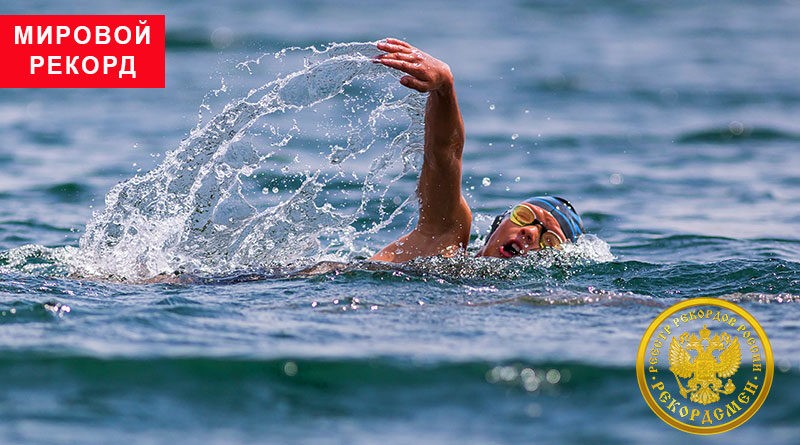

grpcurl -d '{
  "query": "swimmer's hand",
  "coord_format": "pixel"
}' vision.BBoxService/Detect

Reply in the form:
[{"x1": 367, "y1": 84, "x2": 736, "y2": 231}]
[{"x1": 376, "y1": 38, "x2": 454, "y2": 93}]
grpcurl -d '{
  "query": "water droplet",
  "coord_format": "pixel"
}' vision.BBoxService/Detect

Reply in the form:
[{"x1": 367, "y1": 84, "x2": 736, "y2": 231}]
[
  {"x1": 545, "y1": 369, "x2": 561, "y2": 384},
  {"x1": 729, "y1": 121, "x2": 745, "y2": 136},
  {"x1": 482, "y1": 177, "x2": 491, "y2": 187},
  {"x1": 523, "y1": 378, "x2": 540, "y2": 392},
  {"x1": 526, "y1": 403, "x2": 542, "y2": 417},
  {"x1": 514, "y1": 176, "x2": 521, "y2": 182},
  {"x1": 520, "y1": 368, "x2": 535, "y2": 379},
  {"x1": 283, "y1": 361, "x2": 298, "y2": 376},
  {"x1": 610, "y1": 173, "x2": 623, "y2": 185},
  {"x1": 511, "y1": 133, "x2": 519, "y2": 140},
  {"x1": 488, "y1": 104, "x2": 496, "y2": 111},
  {"x1": 271, "y1": 187, "x2": 279, "y2": 194},
  {"x1": 499, "y1": 366, "x2": 517, "y2": 381}
]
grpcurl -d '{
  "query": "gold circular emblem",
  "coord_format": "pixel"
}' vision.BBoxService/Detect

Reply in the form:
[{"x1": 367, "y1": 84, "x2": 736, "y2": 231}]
[{"x1": 636, "y1": 298, "x2": 773, "y2": 434}]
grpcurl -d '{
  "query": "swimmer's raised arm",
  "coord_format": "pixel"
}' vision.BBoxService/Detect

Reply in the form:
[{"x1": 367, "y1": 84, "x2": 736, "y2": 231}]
[{"x1": 371, "y1": 38, "x2": 471, "y2": 262}]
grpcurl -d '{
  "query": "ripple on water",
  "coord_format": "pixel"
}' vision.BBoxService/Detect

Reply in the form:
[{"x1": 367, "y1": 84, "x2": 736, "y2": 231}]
[
  {"x1": 0, "y1": 300, "x2": 72, "y2": 324},
  {"x1": 718, "y1": 292, "x2": 800, "y2": 304},
  {"x1": 36, "y1": 182, "x2": 93, "y2": 203},
  {"x1": 676, "y1": 126, "x2": 800, "y2": 144}
]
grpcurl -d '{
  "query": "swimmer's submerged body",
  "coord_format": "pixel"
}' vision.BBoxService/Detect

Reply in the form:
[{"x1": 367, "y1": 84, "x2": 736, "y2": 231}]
[{"x1": 372, "y1": 38, "x2": 583, "y2": 263}]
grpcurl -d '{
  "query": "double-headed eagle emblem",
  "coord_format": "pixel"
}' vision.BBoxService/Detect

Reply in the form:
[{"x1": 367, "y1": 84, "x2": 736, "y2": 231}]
[{"x1": 669, "y1": 324, "x2": 742, "y2": 405}]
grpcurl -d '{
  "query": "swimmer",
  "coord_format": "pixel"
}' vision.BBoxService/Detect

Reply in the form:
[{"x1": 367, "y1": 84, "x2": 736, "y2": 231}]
[{"x1": 372, "y1": 38, "x2": 584, "y2": 262}]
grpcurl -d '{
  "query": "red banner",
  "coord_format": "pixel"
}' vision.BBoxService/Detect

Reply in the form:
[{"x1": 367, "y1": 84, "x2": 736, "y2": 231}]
[{"x1": 0, "y1": 15, "x2": 165, "y2": 88}]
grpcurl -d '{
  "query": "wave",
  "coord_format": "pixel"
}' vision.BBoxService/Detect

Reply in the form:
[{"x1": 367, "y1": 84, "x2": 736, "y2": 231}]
[
  {"x1": 0, "y1": 352, "x2": 636, "y2": 390},
  {"x1": 34, "y1": 181, "x2": 93, "y2": 203},
  {"x1": 676, "y1": 126, "x2": 800, "y2": 144},
  {"x1": 0, "y1": 352, "x2": 795, "y2": 401},
  {"x1": 580, "y1": 258, "x2": 800, "y2": 299}
]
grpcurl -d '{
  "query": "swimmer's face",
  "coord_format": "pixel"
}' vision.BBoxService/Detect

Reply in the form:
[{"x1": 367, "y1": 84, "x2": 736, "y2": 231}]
[{"x1": 476, "y1": 202, "x2": 568, "y2": 258}]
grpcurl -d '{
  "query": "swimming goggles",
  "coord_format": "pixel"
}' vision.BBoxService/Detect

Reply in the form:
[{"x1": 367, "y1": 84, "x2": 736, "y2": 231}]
[{"x1": 509, "y1": 204, "x2": 565, "y2": 249}]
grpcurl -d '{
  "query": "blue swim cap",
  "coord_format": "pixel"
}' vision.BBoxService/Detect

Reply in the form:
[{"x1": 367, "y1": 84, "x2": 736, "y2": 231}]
[{"x1": 486, "y1": 196, "x2": 584, "y2": 243}]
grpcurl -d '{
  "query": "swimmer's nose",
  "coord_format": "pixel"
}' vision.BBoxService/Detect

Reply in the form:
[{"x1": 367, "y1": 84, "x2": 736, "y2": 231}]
[{"x1": 519, "y1": 226, "x2": 538, "y2": 245}]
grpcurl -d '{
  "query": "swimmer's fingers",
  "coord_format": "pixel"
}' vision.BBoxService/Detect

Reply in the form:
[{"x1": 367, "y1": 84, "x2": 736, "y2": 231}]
[
  {"x1": 376, "y1": 38, "x2": 451, "y2": 93},
  {"x1": 376, "y1": 57, "x2": 430, "y2": 80},
  {"x1": 378, "y1": 51, "x2": 418, "y2": 63},
  {"x1": 384, "y1": 37, "x2": 412, "y2": 48},
  {"x1": 377, "y1": 42, "x2": 412, "y2": 56},
  {"x1": 378, "y1": 38, "x2": 413, "y2": 53},
  {"x1": 399, "y1": 75, "x2": 429, "y2": 93},
  {"x1": 376, "y1": 38, "x2": 426, "y2": 69}
]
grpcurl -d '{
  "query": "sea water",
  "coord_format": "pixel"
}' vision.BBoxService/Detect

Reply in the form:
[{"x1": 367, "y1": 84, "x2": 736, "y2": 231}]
[{"x1": 1, "y1": 0, "x2": 799, "y2": 444}]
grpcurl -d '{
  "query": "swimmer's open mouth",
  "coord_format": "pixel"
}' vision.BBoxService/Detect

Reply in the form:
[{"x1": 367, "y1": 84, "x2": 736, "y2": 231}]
[{"x1": 500, "y1": 241, "x2": 522, "y2": 258}]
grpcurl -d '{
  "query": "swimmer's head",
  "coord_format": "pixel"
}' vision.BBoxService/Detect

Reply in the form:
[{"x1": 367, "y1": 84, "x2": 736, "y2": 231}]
[{"x1": 475, "y1": 196, "x2": 584, "y2": 258}]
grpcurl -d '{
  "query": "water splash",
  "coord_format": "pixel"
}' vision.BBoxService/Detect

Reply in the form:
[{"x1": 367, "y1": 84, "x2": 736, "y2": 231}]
[
  {"x1": 399, "y1": 234, "x2": 614, "y2": 281},
  {"x1": 0, "y1": 41, "x2": 615, "y2": 282},
  {"x1": 74, "y1": 41, "x2": 425, "y2": 281}
]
